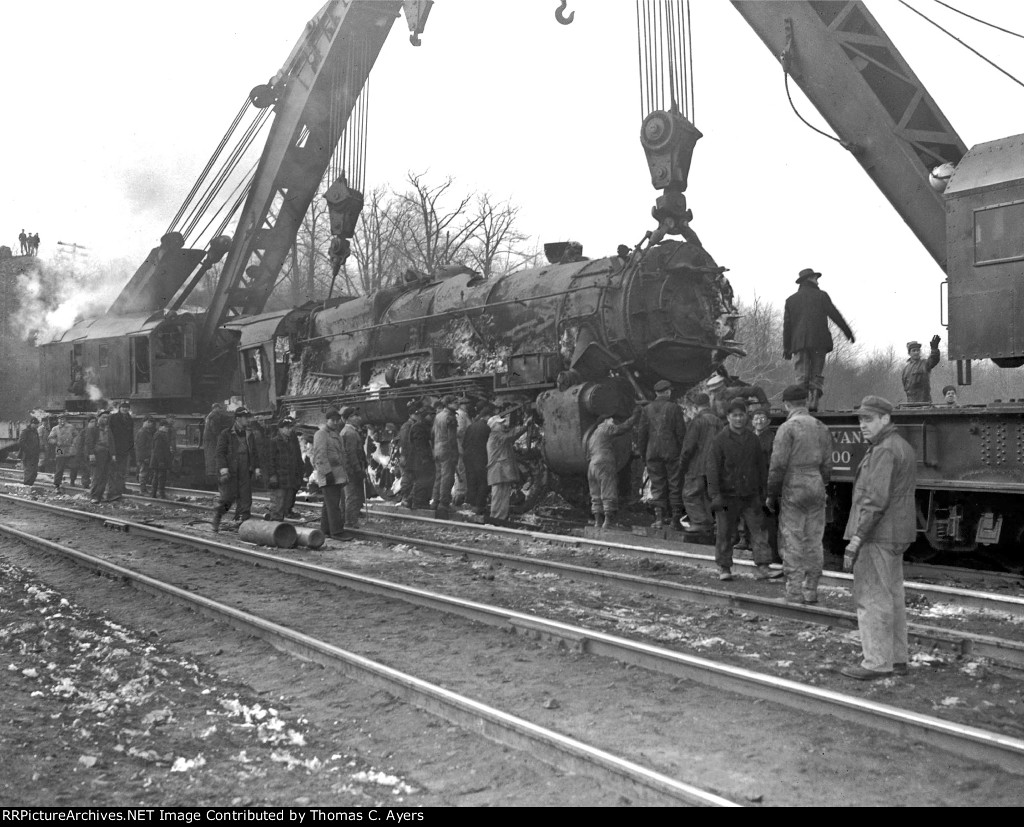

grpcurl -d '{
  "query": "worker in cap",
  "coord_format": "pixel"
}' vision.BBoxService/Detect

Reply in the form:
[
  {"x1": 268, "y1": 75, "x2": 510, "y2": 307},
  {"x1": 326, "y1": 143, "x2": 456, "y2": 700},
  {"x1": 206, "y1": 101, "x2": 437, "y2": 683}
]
[
  {"x1": 585, "y1": 406, "x2": 641, "y2": 529},
  {"x1": 841, "y1": 394, "x2": 915, "y2": 680},
  {"x1": 766, "y1": 384, "x2": 833, "y2": 601},
  {"x1": 18, "y1": 415, "x2": 42, "y2": 486},
  {"x1": 266, "y1": 416, "x2": 303, "y2": 521},
  {"x1": 783, "y1": 267, "x2": 855, "y2": 412},
  {"x1": 339, "y1": 406, "x2": 356, "y2": 419},
  {"x1": 679, "y1": 391, "x2": 720, "y2": 540},
  {"x1": 453, "y1": 397, "x2": 472, "y2": 507},
  {"x1": 106, "y1": 399, "x2": 136, "y2": 502},
  {"x1": 901, "y1": 335, "x2": 942, "y2": 404},
  {"x1": 340, "y1": 411, "x2": 366, "y2": 528},
  {"x1": 941, "y1": 385, "x2": 958, "y2": 406},
  {"x1": 463, "y1": 404, "x2": 494, "y2": 516},
  {"x1": 212, "y1": 406, "x2": 263, "y2": 532},
  {"x1": 706, "y1": 398, "x2": 772, "y2": 581},
  {"x1": 486, "y1": 412, "x2": 533, "y2": 523},
  {"x1": 150, "y1": 418, "x2": 173, "y2": 500},
  {"x1": 431, "y1": 392, "x2": 459, "y2": 518},
  {"x1": 313, "y1": 404, "x2": 350, "y2": 541},
  {"x1": 135, "y1": 415, "x2": 157, "y2": 496},
  {"x1": 203, "y1": 402, "x2": 234, "y2": 483},
  {"x1": 639, "y1": 379, "x2": 686, "y2": 529},
  {"x1": 408, "y1": 405, "x2": 435, "y2": 509}
]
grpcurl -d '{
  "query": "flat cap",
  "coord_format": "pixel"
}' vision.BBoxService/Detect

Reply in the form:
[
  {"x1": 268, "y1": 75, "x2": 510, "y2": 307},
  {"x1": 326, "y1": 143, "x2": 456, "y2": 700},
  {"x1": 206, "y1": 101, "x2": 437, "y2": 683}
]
[
  {"x1": 443, "y1": 394, "x2": 457, "y2": 405},
  {"x1": 487, "y1": 415, "x2": 506, "y2": 429},
  {"x1": 906, "y1": 341, "x2": 922, "y2": 352},
  {"x1": 858, "y1": 395, "x2": 894, "y2": 416},
  {"x1": 654, "y1": 379, "x2": 672, "y2": 392},
  {"x1": 782, "y1": 384, "x2": 808, "y2": 403},
  {"x1": 279, "y1": 416, "x2": 295, "y2": 427},
  {"x1": 324, "y1": 407, "x2": 342, "y2": 420},
  {"x1": 233, "y1": 407, "x2": 251, "y2": 418},
  {"x1": 29, "y1": 416, "x2": 39, "y2": 425},
  {"x1": 118, "y1": 400, "x2": 131, "y2": 408},
  {"x1": 726, "y1": 398, "x2": 748, "y2": 414},
  {"x1": 942, "y1": 385, "x2": 956, "y2": 395},
  {"x1": 795, "y1": 267, "x2": 821, "y2": 284},
  {"x1": 339, "y1": 406, "x2": 356, "y2": 418}
]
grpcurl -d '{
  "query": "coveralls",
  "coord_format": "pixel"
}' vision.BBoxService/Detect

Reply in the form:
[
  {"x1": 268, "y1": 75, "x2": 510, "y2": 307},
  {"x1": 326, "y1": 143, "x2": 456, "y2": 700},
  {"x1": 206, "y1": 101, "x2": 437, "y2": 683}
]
[
  {"x1": 463, "y1": 417, "x2": 492, "y2": 514},
  {"x1": 486, "y1": 424, "x2": 527, "y2": 520},
  {"x1": 266, "y1": 430, "x2": 303, "y2": 520},
  {"x1": 70, "y1": 425, "x2": 92, "y2": 487},
  {"x1": 901, "y1": 345, "x2": 941, "y2": 404},
  {"x1": 843, "y1": 423, "x2": 916, "y2": 673},
  {"x1": 431, "y1": 407, "x2": 458, "y2": 511},
  {"x1": 215, "y1": 425, "x2": 261, "y2": 521},
  {"x1": 706, "y1": 426, "x2": 770, "y2": 570},
  {"x1": 767, "y1": 408, "x2": 834, "y2": 602},
  {"x1": 107, "y1": 411, "x2": 135, "y2": 498},
  {"x1": 86, "y1": 424, "x2": 113, "y2": 502},
  {"x1": 135, "y1": 424, "x2": 155, "y2": 495},
  {"x1": 150, "y1": 427, "x2": 172, "y2": 498},
  {"x1": 638, "y1": 398, "x2": 686, "y2": 520},
  {"x1": 18, "y1": 425, "x2": 40, "y2": 486},
  {"x1": 585, "y1": 413, "x2": 638, "y2": 518},
  {"x1": 679, "y1": 408, "x2": 722, "y2": 533},
  {"x1": 341, "y1": 422, "x2": 366, "y2": 526},
  {"x1": 48, "y1": 423, "x2": 77, "y2": 489},
  {"x1": 313, "y1": 424, "x2": 348, "y2": 538}
]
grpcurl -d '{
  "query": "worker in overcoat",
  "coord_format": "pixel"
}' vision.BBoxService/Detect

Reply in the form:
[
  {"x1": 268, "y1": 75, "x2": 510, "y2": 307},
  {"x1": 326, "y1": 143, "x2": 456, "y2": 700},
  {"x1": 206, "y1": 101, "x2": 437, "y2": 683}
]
[
  {"x1": 463, "y1": 404, "x2": 494, "y2": 516},
  {"x1": 107, "y1": 400, "x2": 135, "y2": 501},
  {"x1": 48, "y1": 415, "x2": 77, "y2": 492},
  {"x1": 266, "y1": 417, "x2": 304, "y2": 520},
  {"x1": 409, "y1": 407, "x2": 435, "y2": 509},
  {"x1": 70, "y1": 416, "x2": 95, "y2": 489},
  {"x1": 766, "y1": 385, "x2": 834, "y2": 603},
  {"x1": 313, "y1": 408, "x2": 349, "y2": 540},
  {"x1": 86, "y1": 411, "x2": 113, "y2": 503},
  {"x1": 783, "y1": 268, "x2": 855, "y2": 412},
  {"x1": 841, "y1": 395, "x2": 916, "y2": 680},
  {"x1": 340, "y1": 412, "x2": 367, "y2": 527},
  {"x1": 678, "y1": 392, "x2": 722, "y2": 539},
  {"x1": 18, "y1": 417, "x2": 41, "y2": 486},
  {"x1": 638, "y1": 380, "x2": 686, "y2": 528}
]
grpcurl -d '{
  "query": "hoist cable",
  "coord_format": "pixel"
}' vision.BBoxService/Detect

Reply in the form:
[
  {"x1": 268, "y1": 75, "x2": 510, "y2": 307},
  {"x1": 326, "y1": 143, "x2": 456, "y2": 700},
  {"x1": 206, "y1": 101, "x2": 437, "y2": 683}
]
[
  {"x1": 930, "y1": 0, "x2": 1024, "y2": 40},
  {"x1": 686, "y1": 0, "x2": 695, "y2": 123},
  {"x1": 636, "y1": 1, "x2": 646, "y2": 121},
  {"x1": 664, "y1": 0, "x2": 678, "y2": 112},
  {"x1": 783, "y1": 71, "x2": 847, "y2": 146},
  {"x1": 167, "y1": 96, "x2": 251, "y2": 234},
  {"x1": 897, "y1": 0, "x2": 1024, "y2": 90}
]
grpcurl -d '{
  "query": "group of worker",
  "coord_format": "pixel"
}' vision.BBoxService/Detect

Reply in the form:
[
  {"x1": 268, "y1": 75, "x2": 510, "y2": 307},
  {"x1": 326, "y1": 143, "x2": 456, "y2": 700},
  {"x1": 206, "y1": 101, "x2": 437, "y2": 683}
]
[{"x1": 17, "y1": 229, "x2": 40, "y2": 256}]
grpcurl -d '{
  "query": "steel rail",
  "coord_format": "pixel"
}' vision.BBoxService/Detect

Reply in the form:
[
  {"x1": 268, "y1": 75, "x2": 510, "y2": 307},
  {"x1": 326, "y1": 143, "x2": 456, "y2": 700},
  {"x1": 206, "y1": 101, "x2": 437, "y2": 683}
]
[
  {"x1": 346, "y1": 525, "x2": 1024, "y2": 668},
  {"x1": 0, "y1": 518, "x2": 735, "y2": 808},
  {"x1": 3, "y1": 470, "x2": 1023, "y2": 615},
  {"x1": 2, "y1": 494, "x2": 1023, "y2": 775}
]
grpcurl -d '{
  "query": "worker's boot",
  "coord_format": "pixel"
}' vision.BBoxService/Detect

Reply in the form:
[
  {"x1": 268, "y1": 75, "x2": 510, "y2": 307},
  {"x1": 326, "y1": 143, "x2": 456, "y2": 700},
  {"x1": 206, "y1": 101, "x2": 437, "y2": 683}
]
[
  {"x1": 592, "y1": 512, "x2": 602, "y2": 528},
  {"x1": 651, "y1": 506, "x2": 663, "y2": 528},
  {"x1": 602, "y1": 511, "x2": 616, "y2": 529},
  {"x1": 211, "y1": 505, "x2": 224, "y2": 533},
  {"x1": 670, "y1": 511, "x2": 683, "y2": 531}
]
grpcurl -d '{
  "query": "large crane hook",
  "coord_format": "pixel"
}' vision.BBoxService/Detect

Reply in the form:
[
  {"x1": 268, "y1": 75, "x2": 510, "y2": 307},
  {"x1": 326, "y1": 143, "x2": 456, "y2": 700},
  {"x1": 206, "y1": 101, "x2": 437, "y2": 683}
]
[{"x1": 555, "y1": 1, "x2": 574, "y2": 25}]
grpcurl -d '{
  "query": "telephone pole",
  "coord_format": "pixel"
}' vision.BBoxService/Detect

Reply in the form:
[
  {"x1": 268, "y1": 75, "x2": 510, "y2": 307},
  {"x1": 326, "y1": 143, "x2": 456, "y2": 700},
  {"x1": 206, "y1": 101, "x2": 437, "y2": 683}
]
[{"x1": 56, "y1": 241, "x2": 89, "y2": 276}]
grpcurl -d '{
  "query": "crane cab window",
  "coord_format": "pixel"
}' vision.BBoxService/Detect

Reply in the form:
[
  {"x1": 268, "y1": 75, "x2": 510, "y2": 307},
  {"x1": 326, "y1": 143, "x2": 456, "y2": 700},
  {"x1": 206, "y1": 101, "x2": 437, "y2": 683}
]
[
  {"x1": 975, "y1": 201, "x2": 1024, "y2": 265},
  {"x1": 155, "y1": 326, "x2": 195, "y2": 360},
  {"x1": 243, "y1": 347, "x2": 264, "y2": 382},
  {"x1": 98, "y1": 344, "x2": 110, "y2": 368}
]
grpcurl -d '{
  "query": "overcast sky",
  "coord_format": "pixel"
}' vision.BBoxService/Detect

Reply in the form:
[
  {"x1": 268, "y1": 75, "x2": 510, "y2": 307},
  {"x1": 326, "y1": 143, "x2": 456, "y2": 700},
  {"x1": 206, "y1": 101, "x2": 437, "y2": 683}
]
[{"x1": 3, "y1": 0, "x2": 1023, "y2": 356}]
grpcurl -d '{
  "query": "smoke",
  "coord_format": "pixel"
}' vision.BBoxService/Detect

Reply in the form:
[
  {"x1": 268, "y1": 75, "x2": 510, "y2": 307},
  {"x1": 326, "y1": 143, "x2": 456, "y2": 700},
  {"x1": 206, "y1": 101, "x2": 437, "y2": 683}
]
[
  {"x1": 121, "y1": 166, "x2": 179, "y2": 217},
  {"x1": 11, "y1": 259, "x2": 125, "y2": 344},
  {"x1": 83, "y1": 367, "x2": 104, "y2": 403}
]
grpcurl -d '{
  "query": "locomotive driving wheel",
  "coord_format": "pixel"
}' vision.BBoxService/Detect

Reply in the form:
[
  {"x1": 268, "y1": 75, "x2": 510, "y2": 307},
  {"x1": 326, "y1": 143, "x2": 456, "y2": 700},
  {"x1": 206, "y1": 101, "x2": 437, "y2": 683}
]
[{"x1": 509, "y1": 446, "x2": 549, "y2": 514}]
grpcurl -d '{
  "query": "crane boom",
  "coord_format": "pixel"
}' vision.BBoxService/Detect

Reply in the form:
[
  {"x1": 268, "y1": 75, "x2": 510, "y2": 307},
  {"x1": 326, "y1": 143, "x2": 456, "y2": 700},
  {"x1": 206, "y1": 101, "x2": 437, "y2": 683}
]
[{"x1": 731, "y1": 0, "x2": 966, "y2": 272}]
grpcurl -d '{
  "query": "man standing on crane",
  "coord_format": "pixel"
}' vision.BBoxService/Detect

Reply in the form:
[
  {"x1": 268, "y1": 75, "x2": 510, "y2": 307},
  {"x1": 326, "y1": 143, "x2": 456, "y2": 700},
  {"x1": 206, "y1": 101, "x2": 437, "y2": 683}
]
[
  {"x1": 901, "y1": 336, "x2": 942, "y2": 404},
  {"x1": 783, "y1": 268, "x2": 855, "y2": 412}
]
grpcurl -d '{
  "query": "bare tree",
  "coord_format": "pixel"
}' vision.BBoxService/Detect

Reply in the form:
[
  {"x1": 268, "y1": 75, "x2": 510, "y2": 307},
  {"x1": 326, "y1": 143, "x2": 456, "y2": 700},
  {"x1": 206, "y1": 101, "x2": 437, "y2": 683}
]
[
  {"x1": 466, "y1": 194, "x2": 530, "y2": 278},
  {"x1": 397, "y1": 171, "x2": 485, "y2": 274},
  {"x1": 350, "y1": 185, "x2": 409, "y2": 294}
]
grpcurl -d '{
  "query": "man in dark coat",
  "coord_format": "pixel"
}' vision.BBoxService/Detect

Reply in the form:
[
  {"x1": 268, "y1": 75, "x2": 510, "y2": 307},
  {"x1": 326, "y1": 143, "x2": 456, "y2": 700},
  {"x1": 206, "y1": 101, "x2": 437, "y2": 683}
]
[
  {"x1": 783, "y1": 268, "x2": 855, "y2": 412},
  {"x1": 463, "y1": 404, "x2": 494, "y2": 516},
  {"x1": 18, "y1": 417, "x2": 41, "y2": 485},
  {"x1": 106, "y1": 400, "x2": 135, "y2": 501},
  {"x1": 212, "y1": 408, "x2": 262, "y2": 530},
  {"x1": 706, "y1": 399, "x2": 772, "y2": 581},
  {"x1": 135, "y1": 417, "x2": 156, "y2": 496},
  {"x1": 150, "y1": 420, "x2": 173, "y2": 499},
  {"x1": 70, "y1": 416, "x2": 95, "y2": 489},
  {"x1": 639, "y1": 380, "x2": 686, "y2": 528},
  {"x1": 409, "y1": 407, "x2": 435, "y2": 509},
  {"x1": 203, "y1": 403, "x2": 233, "y2": 483},
  {"x1": 678, "y1": 392, "x2": 721, "y2": 540},
  {"x1": 265, "y1": 417, "x2": 303, "y2": 520},
  {"x1": 397, "y1": 412, "x2": 416, "y2": 507}
]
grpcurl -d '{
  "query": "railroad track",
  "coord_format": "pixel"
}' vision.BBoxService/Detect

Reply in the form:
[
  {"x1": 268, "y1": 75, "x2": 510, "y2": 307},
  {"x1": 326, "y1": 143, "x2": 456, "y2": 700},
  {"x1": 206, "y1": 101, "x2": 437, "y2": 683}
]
[{"x1": 3, "y1": 492, "x2": 1024, "y2": 781}]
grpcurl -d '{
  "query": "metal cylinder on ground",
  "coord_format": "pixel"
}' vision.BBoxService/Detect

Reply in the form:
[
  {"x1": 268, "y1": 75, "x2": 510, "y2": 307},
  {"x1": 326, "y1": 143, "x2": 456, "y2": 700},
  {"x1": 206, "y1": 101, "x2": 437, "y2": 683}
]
[
  {"x1": 238, "y1": 519, "x2": 297, "y2": 549},
  {"x1": 294, "y1": 525, "x2": 325, "y2": 549}
]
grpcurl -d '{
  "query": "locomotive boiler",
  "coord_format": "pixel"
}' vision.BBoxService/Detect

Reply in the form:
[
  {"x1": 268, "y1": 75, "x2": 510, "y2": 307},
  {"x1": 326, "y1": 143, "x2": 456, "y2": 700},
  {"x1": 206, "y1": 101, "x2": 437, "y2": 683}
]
[{"x1": 231, "y1": 235, "x2": 741, "y2": 496}]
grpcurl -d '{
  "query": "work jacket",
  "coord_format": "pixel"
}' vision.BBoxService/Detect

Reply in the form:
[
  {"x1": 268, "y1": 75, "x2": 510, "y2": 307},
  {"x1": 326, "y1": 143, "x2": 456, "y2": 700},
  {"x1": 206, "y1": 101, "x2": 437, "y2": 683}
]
[
  {"x1": 901, "y1": 347, "x2": 941, "y2": 404},
  {"x1": 754, "y1": 428, "x2": 774, "y2": 480},
  {"x1": 487, "y1": 425, "x2": 527, "y2": 485},
  {"x1": 18, "y1": 427, "x2": 40, "y2": 461},
  {"x1": 151, "y1": 430, "x2": 172, "y2": 470},
  {"x1": 340, "y1": 423, "x2": 366, "y2": 479},
  {"x1": 48, "y1": 423, "x2": 77, "y2": 456},
  {"x1": 397, "y1": 418, "x2": 414, "y2": 468},
  {"x1": 409, "y1": 419, "x2": 434, "y2": 471},
  {"x1": 766, "y1": 408, "x2": 833, "y2": 507},
  {"x1": 312, "y1": 425, "x2": 348, "y2": 486},
  {"x1": 586, "y1": 415, "x2": 637, "y2": 466},
  {"x1": 679, "y1": 408, "x2": 722, "y2": 479},
  {"x1": 74, "y1": 426, "x2": 93, "y2": 460},
  {"x1": 108, "y1": 412, "x2": 135, "y2": 458},
  {"x1": 783, "y1": 282, "x2": 854, "y2": 354},
  {"x1": 216, "y1": 426, "x2": 261, "y2": 476},
  {"x1": 463, "y1": 419, "x2": 491, "y2": 473},
  {"x1": 638, "y1": 398, "x2": 686, "y2": 461},
  {"x1": 843, "y1": 423, "x2": 917, "y2": 545},
  {"x1": 85, "y1": 424, "x2": 111, "y2": 457},
  {"x1": 432, "y1": 408, "x2": 458, "y2": 460},
  {"x1": 707, "y1": 426, "x2": 766, "y2": 501},
  {"x1": 266, "y1": 431, "x2": 304, "y2": 489},
  {"x1": 136, "y1": 426, "x2": 155, "y2": 464}
]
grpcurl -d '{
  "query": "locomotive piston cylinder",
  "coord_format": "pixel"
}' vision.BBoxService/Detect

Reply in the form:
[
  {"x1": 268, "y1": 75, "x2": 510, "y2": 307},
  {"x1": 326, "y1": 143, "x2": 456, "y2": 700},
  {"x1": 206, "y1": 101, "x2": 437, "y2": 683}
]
[{"x1": 239, "y1": 519, "x2": 298, "y2": 549}]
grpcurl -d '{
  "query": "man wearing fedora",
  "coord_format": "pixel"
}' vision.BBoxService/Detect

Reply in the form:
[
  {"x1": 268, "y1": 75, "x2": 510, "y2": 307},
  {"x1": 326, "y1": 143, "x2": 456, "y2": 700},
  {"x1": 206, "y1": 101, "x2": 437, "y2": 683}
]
[
  {"x1": 841, "y1": 395, "x2": 916, "y2": 680},
  {"x1": 901, "y1": 336, "x2": 942, "y2": 404},
  {"x1": 783, "y1": 268, "x2": 855, "y2": 412}
]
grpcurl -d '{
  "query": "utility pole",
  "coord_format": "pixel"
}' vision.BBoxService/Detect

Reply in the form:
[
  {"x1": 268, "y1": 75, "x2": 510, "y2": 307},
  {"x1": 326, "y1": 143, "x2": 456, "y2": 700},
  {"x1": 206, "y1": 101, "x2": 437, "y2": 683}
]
[{"x1": 56, "y1": 241, "x2": 88, "y2": 276}]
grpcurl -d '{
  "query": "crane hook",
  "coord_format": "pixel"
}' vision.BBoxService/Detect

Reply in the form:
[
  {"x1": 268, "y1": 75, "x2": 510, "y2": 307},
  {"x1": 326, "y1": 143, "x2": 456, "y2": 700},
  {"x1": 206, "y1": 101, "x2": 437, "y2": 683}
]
[{"x1": 555, "y1": 1, "x2": 574, "y2": 25}]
